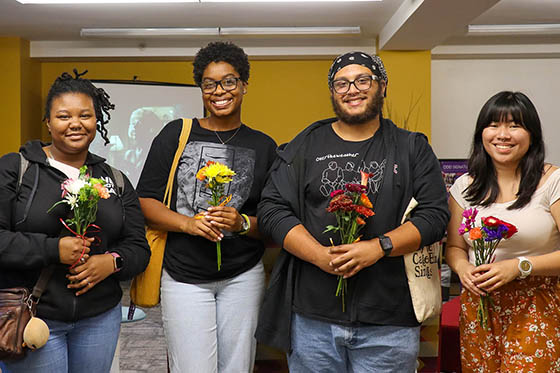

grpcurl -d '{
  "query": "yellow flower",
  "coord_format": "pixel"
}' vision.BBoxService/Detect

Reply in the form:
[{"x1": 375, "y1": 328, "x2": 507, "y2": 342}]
[{"x1": 205, "y1": 162, "x2": 236, "y2": 183}]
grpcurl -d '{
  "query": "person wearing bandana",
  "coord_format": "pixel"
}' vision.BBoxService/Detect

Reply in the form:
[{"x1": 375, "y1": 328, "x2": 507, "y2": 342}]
[{"x1": 256, "y1": 52, "x2": 450, "y2": 372}]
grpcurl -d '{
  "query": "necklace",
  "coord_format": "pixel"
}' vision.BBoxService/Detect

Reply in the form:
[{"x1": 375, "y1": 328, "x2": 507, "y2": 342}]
[{"x1": 214, "y1": 125, "x2": 242, "y2": 145}]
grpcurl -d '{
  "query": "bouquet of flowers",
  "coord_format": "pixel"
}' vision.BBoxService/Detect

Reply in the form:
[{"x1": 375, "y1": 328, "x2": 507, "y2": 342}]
[
  {"x1": 458, "y1": 208, "x2": 518, "y2": 329},
  {"x1": 323, "y1": 171, "x2": 374, "y2": 311},
  {"x1": 48, "y1": 166, "x2": 110, "y2": 267},
  {"x1": 196, "y1": 160, "x2": 236, "y2": 271}
]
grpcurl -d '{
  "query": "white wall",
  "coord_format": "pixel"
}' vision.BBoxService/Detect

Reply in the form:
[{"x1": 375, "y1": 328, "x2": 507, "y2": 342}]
[{"x1": 432, "y1": 58, "x2": 560, "y2": 165}]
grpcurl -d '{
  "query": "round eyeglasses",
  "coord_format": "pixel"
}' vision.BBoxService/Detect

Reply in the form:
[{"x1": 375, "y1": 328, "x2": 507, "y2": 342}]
[
  {"x1": 201, "y1": 77, "x2": 241, "y2": 94},
  {"x1": 331, "y1": 75, "x2": 379, "y2": 94}
]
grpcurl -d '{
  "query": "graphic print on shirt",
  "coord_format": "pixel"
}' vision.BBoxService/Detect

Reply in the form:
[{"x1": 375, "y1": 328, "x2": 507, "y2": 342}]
[
  {"x1": 317, "y1": 155, "x2": 386, "y2": 197},
  {"x1": 176, "y1": 141, "x2": 255, "y2": 236}
]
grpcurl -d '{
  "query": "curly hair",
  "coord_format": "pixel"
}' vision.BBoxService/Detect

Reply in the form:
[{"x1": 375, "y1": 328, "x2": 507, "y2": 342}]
[
  {"x1": 193, "y1": 42, "x2": 250, "y2": 86},
  {"x1": 465, "y1": 91, "x2": 544, "y2": 210},
  {"x1": 43, "y1": 69, "x2": 115, "y2": 145}
]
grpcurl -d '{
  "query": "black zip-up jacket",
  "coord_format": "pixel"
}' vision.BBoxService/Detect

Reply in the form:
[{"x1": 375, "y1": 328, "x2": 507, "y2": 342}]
[
  {"x1": 256, "y1": 118, "x2": 450, "y2": 351},
  {"x1": 0, "y1": 141, "x2": 150, "y2": 321}
]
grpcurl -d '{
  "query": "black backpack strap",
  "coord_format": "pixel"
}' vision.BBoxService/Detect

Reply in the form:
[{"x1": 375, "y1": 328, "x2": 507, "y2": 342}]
[
  {"x1": 16, "y1": 153, "x2": 39, "y2": 226},
  {"x1": 107, "y1": 165, "x2": 125, "y2": 198},
  {"x1": 105, "y1": 164, "x2": 126, "y2": 224}
]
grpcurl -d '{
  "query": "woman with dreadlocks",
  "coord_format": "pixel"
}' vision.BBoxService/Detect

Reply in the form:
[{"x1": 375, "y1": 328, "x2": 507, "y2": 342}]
[{"x1": 0, "y1": 70, "x2": 150, "y2": 373}]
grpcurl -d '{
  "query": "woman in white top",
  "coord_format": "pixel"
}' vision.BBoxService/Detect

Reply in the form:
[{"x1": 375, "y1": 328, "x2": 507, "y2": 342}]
[{"x1": 446, "y1": 91, "x2": 560, "y2": 372}]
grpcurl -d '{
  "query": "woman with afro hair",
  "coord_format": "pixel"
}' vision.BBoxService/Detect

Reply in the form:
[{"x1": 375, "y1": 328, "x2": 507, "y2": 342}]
[
  {"x1": 137, "y1": 42, "x2": 277, "y2": 372},
  {"x1": 0, "y1": 70, "x2": 150, "y2": 372}
]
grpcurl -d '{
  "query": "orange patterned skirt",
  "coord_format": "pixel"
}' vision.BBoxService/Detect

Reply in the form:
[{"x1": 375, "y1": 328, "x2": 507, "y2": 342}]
[{"x1": 460, "y1": 276, "x2": 560, "y2": 372}]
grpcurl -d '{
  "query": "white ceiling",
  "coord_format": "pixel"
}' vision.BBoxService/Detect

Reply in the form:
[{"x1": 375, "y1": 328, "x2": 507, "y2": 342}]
[{"x1": 1, "y1": 0, "x2": 559, "y2": 57}]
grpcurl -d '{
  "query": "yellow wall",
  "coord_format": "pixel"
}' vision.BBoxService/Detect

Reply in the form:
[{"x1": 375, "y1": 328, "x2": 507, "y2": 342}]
[
  {"x1": 379, "y1": 50, "x2": 431, "y2": 140},
  {"x1": 41, "y1": 59, "x2": 335, "y2": 145},
  {"x1": 0, "y1": 37, "x2": 41, "y2": 156},
  {"x1": 20, "y1": 39, "x2": 42, "y2": 145},
  {"x1": 0, "y1": 37, "x2": 23, "y2": 155}
]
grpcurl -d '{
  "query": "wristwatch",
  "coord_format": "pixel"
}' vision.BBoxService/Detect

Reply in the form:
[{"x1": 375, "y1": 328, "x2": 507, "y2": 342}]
[
  {"x1": 108, "y1": 252, "x2": 123, "y2": 273},
  {"x1": 517, "y1": 256, "x2": 532, "y2": 279},
  {"x1": 378, "y1": 235, "x2": 393, "y2": 256},
  {"x1": 237, "y1": 213, "x2": 251, "y2": 235}
]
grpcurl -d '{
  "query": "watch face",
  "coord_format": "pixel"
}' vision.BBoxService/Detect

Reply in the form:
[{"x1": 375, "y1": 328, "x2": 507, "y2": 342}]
[
  {"x1": 520, "y1": 261, "x2": 531, "y2": 272},
  {"x1": 115, "y1": 256, "x2": 124, "y2": 269}
]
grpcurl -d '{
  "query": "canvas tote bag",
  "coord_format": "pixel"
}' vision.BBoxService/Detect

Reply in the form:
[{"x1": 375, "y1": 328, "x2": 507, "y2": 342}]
[
  {"x1": 402, "y1": 198, "x2": 442, "y2": 322},
  {"x1": 130, "y1": 118, "x2": 192, "y2": 307}
]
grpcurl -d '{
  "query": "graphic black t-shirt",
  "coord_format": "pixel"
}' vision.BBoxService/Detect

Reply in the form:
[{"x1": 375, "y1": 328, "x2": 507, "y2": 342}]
[
  {"x1": 137, "y1": 118, "x2": 277, "y2": 283},
  {"x1": 294, "y1": 123, "x2": 387, "y2": 323}
]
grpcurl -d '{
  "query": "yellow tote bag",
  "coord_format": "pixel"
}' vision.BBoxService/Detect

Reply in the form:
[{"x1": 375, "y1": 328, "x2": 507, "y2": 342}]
[{"x1": 130, "y1": 118, "x2": 192, "y2": 307}]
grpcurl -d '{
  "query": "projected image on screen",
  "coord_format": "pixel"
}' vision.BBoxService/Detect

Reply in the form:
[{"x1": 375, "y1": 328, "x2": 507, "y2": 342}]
[{"x1": 89, "y1": 81, "x2": 203, "y2": 186}]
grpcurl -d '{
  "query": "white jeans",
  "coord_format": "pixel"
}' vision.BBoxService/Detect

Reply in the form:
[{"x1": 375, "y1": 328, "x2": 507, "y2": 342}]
[{"x1": 161, "y1": 261, "x2": 265, "y2": 373}]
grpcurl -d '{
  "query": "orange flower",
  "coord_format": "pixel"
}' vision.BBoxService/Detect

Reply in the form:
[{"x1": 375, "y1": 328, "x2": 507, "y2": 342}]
[
  {"x1": 360, "y1": 170, "x2": 372, "y2": 186},
  {"x1": 360, "y1": 193, "x2": 373, "y2": 208},
  {"x1": 196, "y1": 167, "x2": 207, "y2": 181},
  {"x1": 354, "y1": 205, "x2": 375, "y2": 217},
  {"x1": 356, "y1": 217, "x2": 366, "y2": 225},
  {"x1": 93, "y1": 183, "x2": 110, "y2": 199},
  {"x1": 469, "y1": 227, "x2": 482, "y2": 240}
]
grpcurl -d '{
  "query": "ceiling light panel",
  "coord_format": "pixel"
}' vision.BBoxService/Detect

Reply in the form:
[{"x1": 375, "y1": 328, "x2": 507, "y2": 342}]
[
  {"x1": 81, "y1": 28, "x2": 219, "y2": 37},
  {"x1": 17, "y1": 0, "x2": 379, "y2": 3},
  {"x1": 468, "y1": 24, "x2": 560, "y2": 36},
  {"x1": 16, "y1": 1, "x2": 198, "y2": 4}
]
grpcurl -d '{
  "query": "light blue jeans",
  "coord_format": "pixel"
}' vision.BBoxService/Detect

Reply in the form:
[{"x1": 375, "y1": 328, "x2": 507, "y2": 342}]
[
  {"x1": 161, "y1": 261, "x2": 265, "y2": 373},
  {"x1": 288, "y1": 312, "x2": 420, "y2": 373},
  {"x1": 1, "y1": 303, "x2": 121, "y2": 373}
]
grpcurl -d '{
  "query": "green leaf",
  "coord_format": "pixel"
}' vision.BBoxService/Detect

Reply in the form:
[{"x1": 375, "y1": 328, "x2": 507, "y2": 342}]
[{"x1": 323, "y1": 225, "x2": 340, "y2": 233}]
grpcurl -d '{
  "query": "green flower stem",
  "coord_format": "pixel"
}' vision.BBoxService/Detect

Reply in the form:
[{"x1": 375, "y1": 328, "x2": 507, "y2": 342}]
[{"x1": 217, "y1": 241, "x2": 221, "y2": 271}]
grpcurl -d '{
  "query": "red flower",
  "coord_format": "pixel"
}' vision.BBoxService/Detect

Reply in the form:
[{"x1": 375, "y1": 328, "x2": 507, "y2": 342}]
[
  {"x1": 481, "y1": 216, "x2": 501, "y2": 227},
  {"x1": 327, "y1": 194, "x2": 353, "y2": 213},
  {"x1": 502, "y1": 221, "x2": 518, "y2": 238},
  {"x1": 345, "y1": 183, "x2": 366, "y2": 194},
  {"x1": 330, "y1": 189, "x2": 344, "y2": 198}
]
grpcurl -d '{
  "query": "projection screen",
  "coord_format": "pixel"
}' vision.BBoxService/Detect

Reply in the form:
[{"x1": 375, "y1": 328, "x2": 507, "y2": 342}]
[{"x1": 90, "y1": 81, "x2": 204, "y2": 186}]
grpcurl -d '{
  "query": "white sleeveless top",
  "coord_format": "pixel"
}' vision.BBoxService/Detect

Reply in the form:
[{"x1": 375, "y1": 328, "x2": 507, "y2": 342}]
[{"x1": 450, "y1": 170, "x2": 560, "y2": 264}]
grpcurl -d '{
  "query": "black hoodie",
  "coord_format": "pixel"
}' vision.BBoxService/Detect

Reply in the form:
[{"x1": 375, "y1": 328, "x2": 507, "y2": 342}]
[
  {"x1": 0, "y1": 140, "x2": 150, "y2": 321},
  {"x1": 256, "y1": 118, "x2": 450, "y2": 351}
]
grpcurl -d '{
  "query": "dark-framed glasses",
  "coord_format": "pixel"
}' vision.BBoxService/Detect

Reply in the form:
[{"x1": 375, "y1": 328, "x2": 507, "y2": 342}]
[
  {"x1": 331, "y1": 75, "x2": 379, "y2": 94},
  {"x1": 201, "y1": 76, "x2": 241, "y2": 94}
]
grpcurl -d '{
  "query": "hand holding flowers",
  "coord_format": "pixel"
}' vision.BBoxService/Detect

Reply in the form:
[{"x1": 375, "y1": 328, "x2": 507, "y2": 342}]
[
  {"x1": 48, "y1": 166, "x2": 110, "y2": 269},
  {"x1": 195, "y1": 161, "x2": 236, "y2": 271},
  {"x1": 323, "y1": 171, "x2": 375, "y2": 311},
  {"x1": 458, "y1": 208, "x2": 518, "y2": 329}
]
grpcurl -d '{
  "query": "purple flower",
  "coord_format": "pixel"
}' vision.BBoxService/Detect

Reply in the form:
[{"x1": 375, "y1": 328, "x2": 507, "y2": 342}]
[
  {"x1": 458, "y1": 224, "x2": 467, "y2": 235},
  {"x1": 482, "y1": 225, "x2": 508, "y2": 242}
]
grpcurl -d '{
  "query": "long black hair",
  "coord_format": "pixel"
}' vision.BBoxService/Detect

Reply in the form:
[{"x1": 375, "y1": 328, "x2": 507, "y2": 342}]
[
  {"x1": 43, "y1": 69, "x2": 115, "y2": 145},
  {"x1": 465, "y1": 91, "x2": 544, "y2": 210}
]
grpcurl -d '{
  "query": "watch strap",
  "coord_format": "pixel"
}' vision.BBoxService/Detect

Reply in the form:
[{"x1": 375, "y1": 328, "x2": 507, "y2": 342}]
[{"x1": 238, "y1": 213, "x2": 251, "y2": 235}]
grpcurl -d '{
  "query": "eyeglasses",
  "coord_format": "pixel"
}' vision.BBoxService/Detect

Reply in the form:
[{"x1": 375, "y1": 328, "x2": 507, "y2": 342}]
[
  {"x1": 200, "y1": 76, "x2": 241, "y2": 94},
  {"x1": 331, "y1": 75, "x2": 379, "y2": 94}
]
